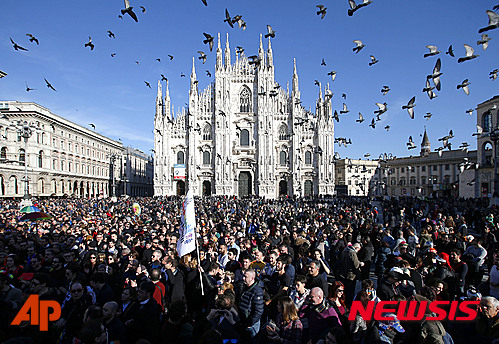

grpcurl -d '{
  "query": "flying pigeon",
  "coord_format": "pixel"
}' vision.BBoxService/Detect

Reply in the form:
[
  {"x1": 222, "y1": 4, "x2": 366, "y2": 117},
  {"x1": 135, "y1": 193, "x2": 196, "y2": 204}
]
[
  {"x1": 89, "y1": 124, "x2": 96, "y2": 130},
  {"x1": 353, "y1": 40, "x2": 365, "y2": 53},
  {"x1": 44, "y1": 78, "x2": 56, "y2": 91},
  {"x1": 427, "y1": 58, "x2": 442, "y2": 91},
  {"x1": 446, "y1": 45, "x2": 455, "y2": 57},
  {"x1": 224, "y1": 9, "x2": 234, "y2": 28},
  {"x1": 381, "y1": 85, "x2": 390, "y2": 95},
  {"x1": 490, "y1": 69, "x2": 498, "y2": 81},
  {"x1": 160, "y1": 74, "x2": 168, "y2": 82},
  {"x1": 472, "y1": 125, "x2": 483, "y2": 136},
  {"x1": 356, "y1": 113, "x2": 364, "y2": 123},
  {"x1": 107, "y1": 31, "x2": 115, "y2": 39},
  {"x1": 111, "y1": 53, "x2": 116, "y2": 57},
  {"x1": 424, "y1": 45, "x2": 441, "y2": 58},
  {"x1": 203, "y1": 33, "x2": 214, "y2": 51},
  {"x1": 140, "y1": 6, "x2": 145, "y2": 13},
  {"x1": 423, "y1": 78, "x2": 437, "y2": 100},
  {"x1": 156, "y1": 58, "x2": 161, "y2": 63},
  {"x1": 121, "y1": 0, "x2": 138, "y2": 22},
  {"x1": 248, "y1": 55, "x2": 261, "y2": 66},
  {"x1": 168, "y1": 55, "x2": 174, "y2": 60},
  {"x1": 198, "y1": 51, "x2": 207, "y2": 64},
  {"x1": 424, "y1": 112, "x2": 432, "y2": 120},
  {"x1": 402, "y1": 96, "x2": 416, "y2": 119},
  {"x1": 327, "y1": 71, "x2": 337, "y2": 81},
  {"x1": 265, "y1": 25, "x2": 276, "y2": 38},
  {"x1": 321, "y1": 58, "x2": 326, "y2": 66},
  {"x1": 457, "y1": 79, "x2": 471, "y2": 95},
  {"x1": 369, "y1": 55, "x2": 378, "y2": 66},
  {"x1": 316, "y1": 5, "x2": 327, "y2": 19},
  {"x1": 342, "y1": 93, "x2": 347, "y2": 99},
  {"x1": 144, "y1": 81, "x2": 151, "y2": 88},
  {"x1": 25, "y1": 82, "x2": 35, "y2": 92},
  {"x1": 10, "y1": 37, "x2": 28, "y2": 51},
  {"x1": 407, "y1": 136, "x2": 416, "y2": 149},
  {"x1": 478, "y1": 10, "x2": 499, "y2": 33},
  {"x1": 201, "y1": 0, "x2": 207, "y2": 6},
  {"x1": 236, "y1": 46, "x2": 244, "y2": 54},
  {"x1": 340, "y1": 103, "x2": 349, "y2": 114},
  {"x1": 84, "y1": 37, "x2": 94, "y2": 50},
  {"x1": 348, "y1": 0, "x2": 372, "y2": 16},
  {"x1": 369, "y1": 118, "x2": 376, "y2": 129},
  {"x1": 384, "y1": 125, "x2": 390, "y2": 131},
  {"x1": 374, "y1": 102, "x2": 388, "y2": 115},
  {"x1": 26, "y1": 34, "x2": 39, "y2": 45},
  {"x1": 206, "y1": 70, "x2": 212, "y2": 77},
  {"x1": 466, "y1": 109, "x2": 474, "y2": 116},
  {"x1": 477, "y1": 34, "x2": 492, "y2": 50},
  {"x1": 457, "y1": 44, "x2": 479, "y2": 63}
]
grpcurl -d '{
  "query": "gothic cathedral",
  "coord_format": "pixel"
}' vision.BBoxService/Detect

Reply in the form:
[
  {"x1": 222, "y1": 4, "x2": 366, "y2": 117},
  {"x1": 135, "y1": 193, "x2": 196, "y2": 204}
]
[{"x1": 154, "y1": 33, "x2": 335, "y2": 198}]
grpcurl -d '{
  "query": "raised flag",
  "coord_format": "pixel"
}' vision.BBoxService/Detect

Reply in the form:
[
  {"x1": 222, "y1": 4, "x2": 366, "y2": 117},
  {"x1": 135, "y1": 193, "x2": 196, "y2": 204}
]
[{"x1": 177, "y1": 189, "x2": 196, "y2": 257}]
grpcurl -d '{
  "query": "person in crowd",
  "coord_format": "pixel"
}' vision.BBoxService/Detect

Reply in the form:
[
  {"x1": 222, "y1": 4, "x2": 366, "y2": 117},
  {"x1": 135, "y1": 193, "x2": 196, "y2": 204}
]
[
  {"x1": 289, "y1": 274, "x2": 310, "y2": 310},
  {"x1": 306, "y1": 261, "x2": 328, "y2": 296},
  {"x1": 239, "y1": 268, "x2": 264, "y2": 339},
  {"x1": 266, "y1": 296, "x2": 303, "y2": 344}
]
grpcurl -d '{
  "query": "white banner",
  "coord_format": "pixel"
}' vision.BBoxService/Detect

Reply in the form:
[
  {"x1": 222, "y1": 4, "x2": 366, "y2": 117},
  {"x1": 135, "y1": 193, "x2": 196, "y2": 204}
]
[{"x1": 177, "y1": 188, "x2": 196, "y2": 257}]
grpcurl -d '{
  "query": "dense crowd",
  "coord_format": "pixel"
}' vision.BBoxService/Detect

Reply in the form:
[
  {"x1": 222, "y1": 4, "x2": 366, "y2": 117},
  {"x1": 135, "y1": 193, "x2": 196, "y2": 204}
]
[{"x1": 1, "y1": 195, "x2": 499, "y2": 344}]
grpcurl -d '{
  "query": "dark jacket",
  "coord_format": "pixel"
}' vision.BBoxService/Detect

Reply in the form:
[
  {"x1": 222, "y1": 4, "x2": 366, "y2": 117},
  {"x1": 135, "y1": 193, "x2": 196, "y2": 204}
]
[
  {"x1": 238, "y1": 280, "x2": 264, "y2": 327},
  {"x1": 127, "y1": 297, "x2": 161, "y2": 344},
  {"x1": 338, "y1": 246, "x2": 361, "y2": 281},
  {"x1": 166, "y1": 268, "x2": 186, "y2": 303}
]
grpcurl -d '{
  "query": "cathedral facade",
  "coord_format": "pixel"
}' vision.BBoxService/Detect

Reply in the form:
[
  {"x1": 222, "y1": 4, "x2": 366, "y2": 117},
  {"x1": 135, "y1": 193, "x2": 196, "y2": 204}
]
[{"x1": 154, "y1": 33, "x2": 335, "y2": 198}]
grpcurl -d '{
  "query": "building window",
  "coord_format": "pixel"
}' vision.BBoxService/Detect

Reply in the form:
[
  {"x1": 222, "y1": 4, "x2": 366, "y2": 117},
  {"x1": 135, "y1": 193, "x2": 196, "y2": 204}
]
[
  {"x1": 410, "y1": 177, "x2": 416, "y2": 185},
  {"x1": 240, "y1": 86, "x2": 251, "y2": 113},
  {"x1": 421, "y1": 166, "x2": 426, "y2": 172},
  {"x1": 484, "y1": 111, "x2": 492, "y2": 132},
  {"x1": 38, "y1": 151, "x2": 43, "y2": 168},
  {"x1": 391, "y1": 178, "x2": 396, "y2": 185},
  {"x1": 278, "y1": 124, "x2": 288, "y2": 140},
  {"x1": 279, "y1": 151, "x2": 287, "y2": 165},
  {"x1": 433, "y1": 165, "x2": 438, "y2": 171},
  {"x1": 421, "y1": 176, "x2": 426, "y2": 185},
  {"x1": 19, "y1": 149, "x2": 25, "y2": 163},
  {"x1": 202, "y1": 124, "x2": 212, "y2": 140},
  {"x1": 305, "y1": 151, "x2": 312, "y2": 165},
  {"x1": 240, "y1": 129, "x2": 250, "y2": 146},
  {"x1": 445, "y1": 164, "x2": 449, "y2": 170},
  {"x1": 0, "y1": 147, "x2": 6, "y2": 160},
  {"x1": 401, "y1": 167, "x2": 405, "y2": 173},
  {"x1": 177, "y1": 151, "x2": 185, "y2": 164},
  {"x1": 400, "y1": 178, "x2": 406, "y2": 185},
  {"x1": 203, "y1": 151, "x2": 210, "y2": 165}
]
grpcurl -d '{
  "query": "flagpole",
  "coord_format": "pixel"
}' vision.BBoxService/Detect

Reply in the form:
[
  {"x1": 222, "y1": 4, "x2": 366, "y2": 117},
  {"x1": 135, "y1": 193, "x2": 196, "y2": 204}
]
[{"x1": 186, "y1": 178, "x2": 204, "y2": 296}]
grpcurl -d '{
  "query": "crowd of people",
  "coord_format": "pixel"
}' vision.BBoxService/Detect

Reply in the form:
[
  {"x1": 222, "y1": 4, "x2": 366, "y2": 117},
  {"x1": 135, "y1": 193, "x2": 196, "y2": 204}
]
[{"x1": 0, "y1": 195, "x2": 499, "y2": 344}]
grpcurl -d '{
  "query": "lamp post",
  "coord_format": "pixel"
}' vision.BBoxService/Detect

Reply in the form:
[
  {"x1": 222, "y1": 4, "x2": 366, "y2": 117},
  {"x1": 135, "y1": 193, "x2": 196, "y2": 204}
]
[
  {"x1": 107, "y1": 153, "x2": 119, "y2": 197},
  {"x1": 12, "y1": 121, "x2": 35, "y2": 200},
  {"x1": 489, "y1": 126, "x2": 499, "y2": 198}
]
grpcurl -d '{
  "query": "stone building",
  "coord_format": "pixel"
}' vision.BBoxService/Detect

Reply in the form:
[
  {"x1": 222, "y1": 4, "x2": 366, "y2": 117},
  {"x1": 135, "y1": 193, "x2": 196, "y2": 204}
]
[
  {"x1": 154, "y1": 33, "x2": 335, "y2": 198},
  {"x1": 335, "y1": 159, "x2": 379, "y2": 196}
]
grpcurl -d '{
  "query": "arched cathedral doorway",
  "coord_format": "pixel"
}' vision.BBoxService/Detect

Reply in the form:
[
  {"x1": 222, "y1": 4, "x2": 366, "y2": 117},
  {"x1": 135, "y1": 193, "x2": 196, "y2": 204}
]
[
  {"x1": 176, "y1": 181, "x2": 186, "y2": 196},
  {"x1": 202, "y1": 181, "x2": 211, "y2": 196},
  {"x1": 279, "y1": 180, "x2": 288, "y2": 196}
]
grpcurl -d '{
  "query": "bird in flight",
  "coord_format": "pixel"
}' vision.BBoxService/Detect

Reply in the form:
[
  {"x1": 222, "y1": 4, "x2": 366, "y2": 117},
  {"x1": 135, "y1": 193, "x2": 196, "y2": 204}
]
[
  {"x1": 356, "y1": 113, "x2": 364, "y2": 123},
  {"x1": 472, "y1": 125, "x2": 483, "y2": 136},
  {"x1": 478, "y1": 10, "x2": 499, "y2": 33},
  {"x1": 353, "y1": 40, "x2": 365, "y2": 53},
  {"x1": 10, "y1": 37, "x2": 28, "y2": 51},
  {"x1": 340, "y1": 103, "x2": 349, "y2": 114},
  {"x1": 107, "y1": 31, "x2": 115, "y2": 39},
  {"x1": 84, "y1": 37, "x2": 94, "y2": 50},
  {"x1": 203, "y1": 33, "x2": 214, "y2": 51},
  {"x1": 198, "y1": 51, "x2": 207, "y2": 64},
  {"x1": 369, "y1": 118, "x2": 376, "y2": 129},
  {"x1": 89, "y1": 124, "x2": 96, "y2": 130},
  {"x1": 423, "y1": 79, "x2": 437, "y2": 100},
  {"x1": 26, "y1": 34, "x2": 39, "y2": 45},
  {"x1": 374, "y1": 102, "x2": 388, "y2": 115},
  {"x1": 348, "y1": 0, "x2": 372, "y2": 16},
  {"x1": 466, "y1": 109, "x2": 474, "y2": 116},
  {"x1": 144, "y1": 81, "x2": 151, "y2": 88},
  {"x1": 424, "y1": 112, "x2": 432, "y2": 120},
  {"x1": 265, "y1": 25, "x2": 276, "y2": 38},
  {"x1": 381, "y1": 86, "x2": 390, "y2": 95},
  {"x1": 327, "y1": 71, "x2": 336, "y2": 81},
  {"x1": 122, "y1": 0, "x2": 138, "y2": 22},
  {"x1": 316, "y1": 5, "x2": 327, "y2": 19},
  {"x1": 424, "y1": 45, "x2": 440, "y2": 58},
  {"x1": 446, "y1": 45, "x2": 455, "y2": 57},
  {"x1": 407, "y1": 136, "x2": 416, "y2": 149},
  {"x1": 224, "y1": 9, "x2": 234, "y2": 28},
  {"x1": 168, "y1": 55, "x2": 174, "y2": 60},
  {"x1": 402, "y1": 96, "x2": 416, "y2": 119},
  {"x1": 477, "y1": 34, "x2": 491, "y2": 50},
  {"x1": 201, "y1": 0, "x2": 207, "y2": 6},
  {"x1": 457, "y1": 79, "x2": 471, "y2": 95},
  {"x1": 236, "y1": 46, "x2": 244, "y2": 54},
  {"x1": 384, "y1": 125, "x2": 390, "y2": 131},
  {"x1": 490, "y1": 69, "x2": 498, "y2": 81},
  {"x1": 321, "y1": 58, "x2": 326, "y2": 66},
  {"x1": 342, "y1": 93, "x2": 347, "y2": 99},
  {"x1": 427, "y1": 58, "x2": 442, "y2": 91},
  {"x1": 156, "y1": 58, "x2": 161, "y2": 63},
  {"x1": 44, "y1": 78, "x2": 56, "y2": 91},
  {"x1": 111, "y1": 53, "x2": 116, "y2": 57},
  {"x1": 140, "y1": 6, "x2": 146, "y2": 13},
  {"x1": 248, "y1": 55, "x2": 261, "y2": 66},
  {"x1": 180, "y1": 72, "x2": 186, "y2": 77},
  {"x1": 25, "y1": 82, "x2": 35, "y2": 92},
  {"x1": 160, "y1": 74, "x2": 168, "y2": 82},
  {"x1": 369, "y1": 55, "x2": 378, "y2": 66},
  {"x1": 458, "y1": 44, "x2": 479, "y2": 63},
  {"x1": 135, "y1": 61, "x2": 140, "y2": 66},
  {"x1": 206, "y1": 70, "x2": 212, "y2": 77}
]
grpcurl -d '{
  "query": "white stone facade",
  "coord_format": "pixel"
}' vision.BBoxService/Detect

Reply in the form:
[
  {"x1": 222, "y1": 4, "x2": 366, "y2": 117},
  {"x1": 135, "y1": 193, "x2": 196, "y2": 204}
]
[{"x1": 154, "y1": 34, "x2": 335, "y2": 198}]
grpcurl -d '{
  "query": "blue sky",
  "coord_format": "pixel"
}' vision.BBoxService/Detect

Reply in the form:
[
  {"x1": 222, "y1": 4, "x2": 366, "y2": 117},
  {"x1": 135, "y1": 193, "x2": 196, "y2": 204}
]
[{"x1": 1, "y1": 0, "x2": 498, "y2": 160}]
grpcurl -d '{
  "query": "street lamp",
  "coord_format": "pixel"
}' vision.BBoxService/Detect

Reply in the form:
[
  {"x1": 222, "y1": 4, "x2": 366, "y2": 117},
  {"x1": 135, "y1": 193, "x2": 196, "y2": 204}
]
[
  {"x1": 106, "y1": 153, "x2": 119, "y2": 197},
  {"x1": 10, "y1": 120, "x2": 36, "y2": 200},
  {"x1": 489, "y1": 126, "x2": 499, "y2": 197}
]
